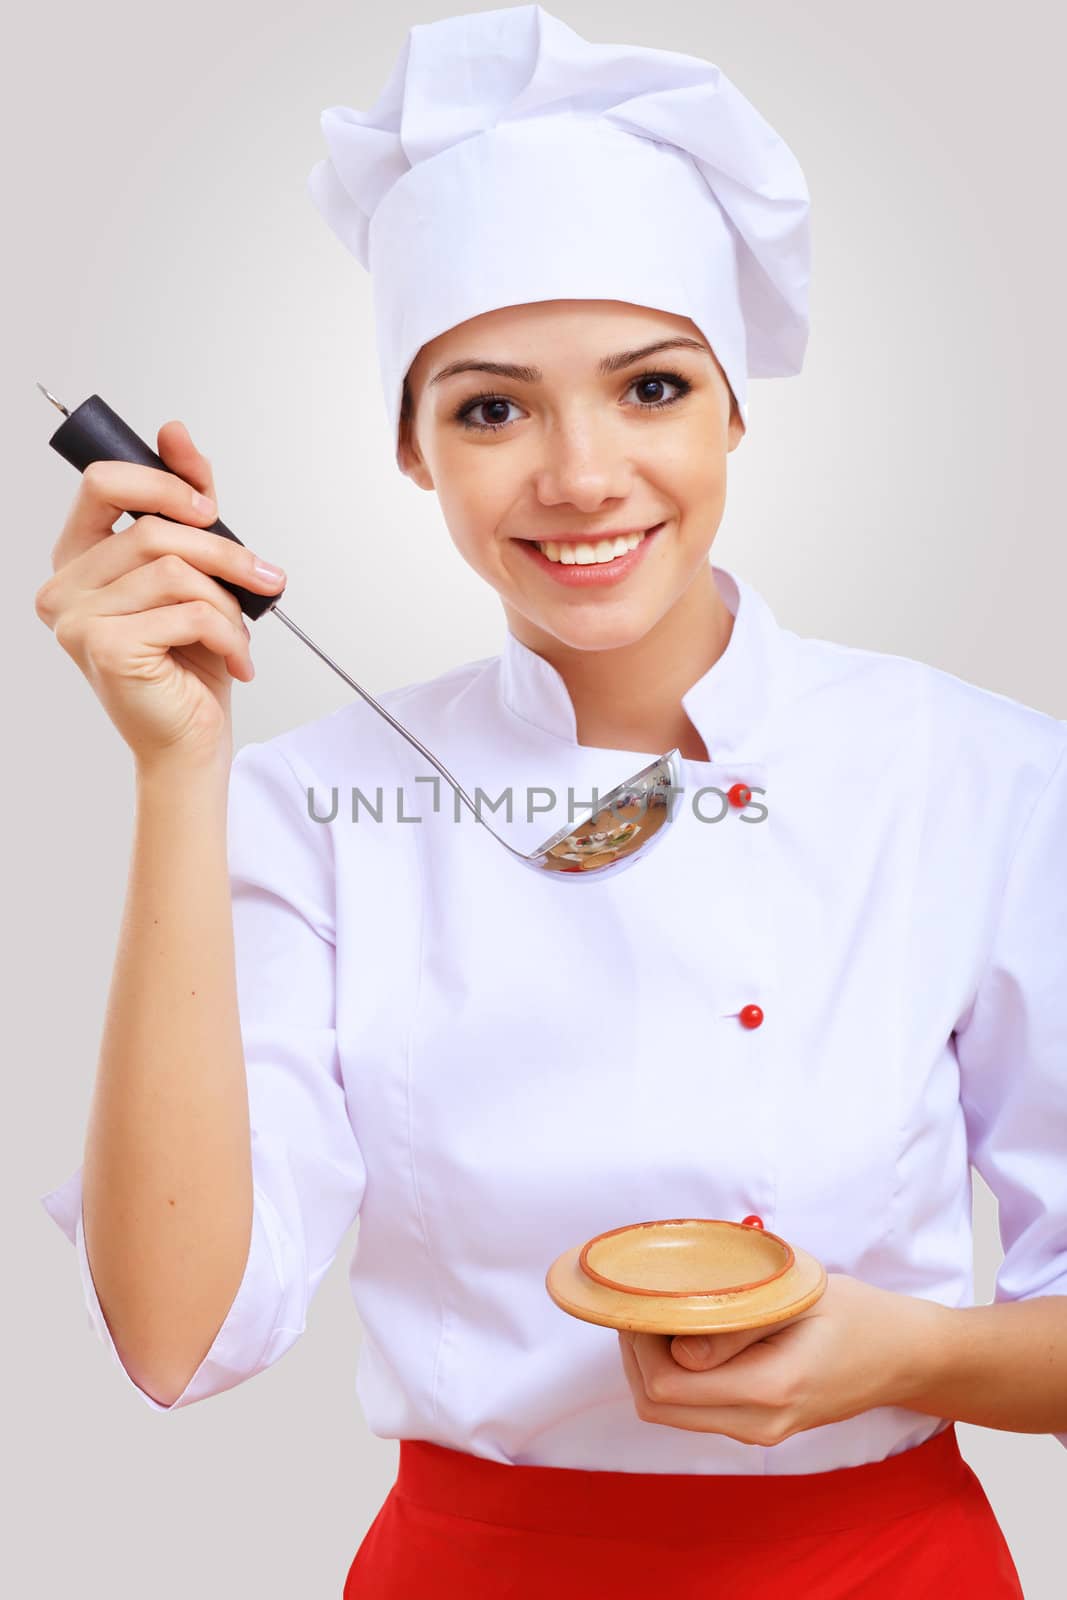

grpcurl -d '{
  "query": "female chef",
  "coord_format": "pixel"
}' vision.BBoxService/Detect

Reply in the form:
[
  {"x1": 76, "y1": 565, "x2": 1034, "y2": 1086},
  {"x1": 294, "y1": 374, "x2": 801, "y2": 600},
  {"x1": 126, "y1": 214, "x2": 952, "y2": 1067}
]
[{"x1": 38, "y1": 6, "x2": 1066, "y2": 1597}]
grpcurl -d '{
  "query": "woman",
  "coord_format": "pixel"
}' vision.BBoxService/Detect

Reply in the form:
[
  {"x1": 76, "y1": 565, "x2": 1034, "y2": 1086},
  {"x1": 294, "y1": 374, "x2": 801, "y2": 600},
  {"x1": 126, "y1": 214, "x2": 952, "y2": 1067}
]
[{"x1": 38, "y1": 7, "x2": 1065, "y2": 1596}]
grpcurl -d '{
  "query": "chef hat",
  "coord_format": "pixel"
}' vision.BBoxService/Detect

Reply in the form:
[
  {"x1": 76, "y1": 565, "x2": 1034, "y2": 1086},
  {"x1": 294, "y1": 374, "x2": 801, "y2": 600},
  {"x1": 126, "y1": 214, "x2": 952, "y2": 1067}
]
[{"x1": 307, "y1": 4, "x2": 810, "y2": 462}]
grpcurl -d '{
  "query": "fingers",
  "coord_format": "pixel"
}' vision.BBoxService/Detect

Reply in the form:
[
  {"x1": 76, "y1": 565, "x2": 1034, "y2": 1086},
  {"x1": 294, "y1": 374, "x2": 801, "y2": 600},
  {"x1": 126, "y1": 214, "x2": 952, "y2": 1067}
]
[
  {"x1": 156, "y1": 419, "x2": 218, "y2": 507},
  {"x1": 76, "y1": 601, "x2": 254, "y2": 685},
  {"x1": 627, "y1": 1328, "x2": 768, "y2": 1401},
  {"x1": 669, "y1": 1325, "x2": 772, "y2": 1370},
  {"x1": 51, "y1": 555, "x2": 257, "y2": 683},
  {"x1": 95, "y1": 552, "x2": 246, "y2": 632},
  {"x1": 617, "y1": 1327, "x2": 645, "y2": 1402},
  {"x1": 618, "y1": 1327, "x2": 799, "y2": 1445},
  {"x1": 51, "y1": 454, "x2": 222, "y2": 573},
  {"x1": 36, "y1": 515, "x2": 285, "y2": 631}
]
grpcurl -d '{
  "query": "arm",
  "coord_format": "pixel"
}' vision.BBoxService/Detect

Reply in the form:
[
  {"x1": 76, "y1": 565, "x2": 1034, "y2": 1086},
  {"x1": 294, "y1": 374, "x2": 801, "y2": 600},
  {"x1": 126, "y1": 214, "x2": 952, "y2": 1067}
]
[
  {"x1": 947, "y1": 728, "x2": 1067, "y2": 1448},
  {"x1": 82, "y1": 751, "x2": 253, "y2": 1407},
  {"x1": 43, "y1": 738, "x2": 368, "y2": 1413},
  {"x1": 899, "y1": 1295, "x2": 1067, "y2": 1435}
]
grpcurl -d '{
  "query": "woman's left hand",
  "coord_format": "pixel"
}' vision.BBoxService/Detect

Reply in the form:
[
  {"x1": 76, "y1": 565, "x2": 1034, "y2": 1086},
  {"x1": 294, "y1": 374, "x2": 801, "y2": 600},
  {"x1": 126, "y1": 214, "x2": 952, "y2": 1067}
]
[{"x1": 617, "y1": 1272, "x2": 944, "y2": 1446}]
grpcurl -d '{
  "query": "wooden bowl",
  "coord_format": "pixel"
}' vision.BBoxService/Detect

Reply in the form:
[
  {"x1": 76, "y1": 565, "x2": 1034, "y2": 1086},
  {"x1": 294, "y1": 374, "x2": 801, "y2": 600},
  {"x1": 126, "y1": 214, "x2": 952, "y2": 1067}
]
[{"x1": 546, "y1": 1217, "x2": 826, "y2": 1335}]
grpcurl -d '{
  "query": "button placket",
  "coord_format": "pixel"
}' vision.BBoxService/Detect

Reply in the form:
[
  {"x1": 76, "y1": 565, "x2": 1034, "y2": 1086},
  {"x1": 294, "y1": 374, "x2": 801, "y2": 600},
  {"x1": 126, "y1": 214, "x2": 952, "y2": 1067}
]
[{"x1": 705, "y1": 759, "x2": 777, "y2": 1232}]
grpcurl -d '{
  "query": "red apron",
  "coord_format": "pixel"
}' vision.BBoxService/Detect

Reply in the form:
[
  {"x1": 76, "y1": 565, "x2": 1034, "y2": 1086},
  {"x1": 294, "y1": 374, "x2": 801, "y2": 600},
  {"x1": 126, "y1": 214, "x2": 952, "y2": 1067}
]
[{"x1": 343, "y1": 1422, "x2": 1023, "y2": 1598}]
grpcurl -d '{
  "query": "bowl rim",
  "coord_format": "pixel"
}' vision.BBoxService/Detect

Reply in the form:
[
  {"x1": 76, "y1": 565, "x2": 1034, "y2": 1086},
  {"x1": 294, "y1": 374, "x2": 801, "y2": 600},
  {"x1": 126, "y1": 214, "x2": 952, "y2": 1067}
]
[{"x1": 578, "y1": 1216, "x2": 796, "y2": 1299}]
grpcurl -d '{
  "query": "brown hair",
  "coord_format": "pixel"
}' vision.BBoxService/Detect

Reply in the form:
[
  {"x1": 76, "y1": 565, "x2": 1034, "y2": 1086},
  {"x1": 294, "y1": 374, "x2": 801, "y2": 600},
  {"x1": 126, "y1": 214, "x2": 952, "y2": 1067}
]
[{"x1": 399, "y1": 375, "x2": 414, "y2": 449}]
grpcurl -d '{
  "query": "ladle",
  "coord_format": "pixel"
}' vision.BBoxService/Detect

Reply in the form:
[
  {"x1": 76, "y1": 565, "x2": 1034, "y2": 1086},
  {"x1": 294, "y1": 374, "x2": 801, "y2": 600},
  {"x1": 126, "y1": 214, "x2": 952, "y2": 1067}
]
[{"x1": 38, "y1": 385, "x2": 685, "y2": 879}]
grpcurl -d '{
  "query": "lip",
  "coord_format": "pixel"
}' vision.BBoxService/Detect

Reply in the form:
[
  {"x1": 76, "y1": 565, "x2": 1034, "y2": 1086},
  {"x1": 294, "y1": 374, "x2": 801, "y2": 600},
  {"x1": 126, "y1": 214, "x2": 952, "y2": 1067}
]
[
  {"x1": 534, "y1": 528, "x2": 649, "y2": 542},
  {"x1": 515, "y1": 522, "x2": 665, "y2": 586}
]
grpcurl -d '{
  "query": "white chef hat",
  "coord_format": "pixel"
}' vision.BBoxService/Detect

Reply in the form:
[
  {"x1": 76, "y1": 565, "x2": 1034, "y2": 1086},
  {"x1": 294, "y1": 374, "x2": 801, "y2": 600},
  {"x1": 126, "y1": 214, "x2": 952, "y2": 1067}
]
[{"x1": 307, "y1": 4, "x2": 810, "y2": 463}]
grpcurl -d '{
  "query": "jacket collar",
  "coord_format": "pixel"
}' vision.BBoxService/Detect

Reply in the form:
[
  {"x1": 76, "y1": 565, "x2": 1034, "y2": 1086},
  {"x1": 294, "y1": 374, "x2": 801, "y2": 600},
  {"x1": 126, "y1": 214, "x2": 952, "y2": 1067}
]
[{"x1": 498, "y1": 563, "x2": 786, "y2": 764}]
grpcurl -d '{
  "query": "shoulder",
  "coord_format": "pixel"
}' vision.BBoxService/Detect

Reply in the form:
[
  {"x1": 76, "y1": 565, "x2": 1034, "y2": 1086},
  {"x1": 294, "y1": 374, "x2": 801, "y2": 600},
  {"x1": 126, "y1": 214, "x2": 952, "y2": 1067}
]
[{"x1": 781, "y1": 623, "x2": 1067, "y2": 789}]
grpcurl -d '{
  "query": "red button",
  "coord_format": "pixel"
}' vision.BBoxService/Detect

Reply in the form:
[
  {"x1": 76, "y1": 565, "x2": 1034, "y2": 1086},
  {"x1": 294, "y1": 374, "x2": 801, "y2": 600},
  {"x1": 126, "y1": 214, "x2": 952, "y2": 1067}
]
[
  {"x1": 741, "y1": 1214, "x2": 764, "y2": 1230},
  {"x1": 739, "y1": 1004, "x2": 764, "y2": 1029},
  {"x1": 727, "y1": 782, "x2": 752, "y2": 808}
]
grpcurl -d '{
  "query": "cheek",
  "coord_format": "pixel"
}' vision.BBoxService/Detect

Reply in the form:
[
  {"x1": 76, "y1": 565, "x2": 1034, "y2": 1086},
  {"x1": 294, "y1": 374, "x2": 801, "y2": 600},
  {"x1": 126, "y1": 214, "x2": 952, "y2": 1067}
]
[
  {"x1": 437, "y1": 473, "x2": 516, "y2": 557},
  {"x1": 644, "y1": 432, "x2": 727, "y2": 500},
  {"x1": 436, "y1": 449, "x2": 513, "y2": 513},
  {"x1": 438, "y1": 509, "x2": 507, "y2": 581},
  {"x1": 669, "y1": 468, "x2": 727, "y2": 518}
]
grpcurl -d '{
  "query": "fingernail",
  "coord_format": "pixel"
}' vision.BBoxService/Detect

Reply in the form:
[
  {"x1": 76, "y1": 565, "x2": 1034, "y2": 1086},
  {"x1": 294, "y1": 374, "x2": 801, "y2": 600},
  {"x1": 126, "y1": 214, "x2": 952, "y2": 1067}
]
[
  {"x1": 253, "y1": 559, "x2": 286, "y2": 582},
  {"x1": 241, "y1": 619, "x2": 250, "y2": 638},
  {"x1": 191, "y1": 490, "x2": 216, "y2": 516},
  {"x1": 680, "y1": 1337, "x2": 711, "y2": 1360}
]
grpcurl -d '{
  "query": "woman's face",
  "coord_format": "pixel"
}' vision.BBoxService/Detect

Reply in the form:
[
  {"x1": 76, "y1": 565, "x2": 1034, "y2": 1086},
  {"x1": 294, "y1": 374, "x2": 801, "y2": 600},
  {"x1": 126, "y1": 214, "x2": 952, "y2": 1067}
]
[{"x1": 398, "y1": 299, "x2": 745, "y2": 654}]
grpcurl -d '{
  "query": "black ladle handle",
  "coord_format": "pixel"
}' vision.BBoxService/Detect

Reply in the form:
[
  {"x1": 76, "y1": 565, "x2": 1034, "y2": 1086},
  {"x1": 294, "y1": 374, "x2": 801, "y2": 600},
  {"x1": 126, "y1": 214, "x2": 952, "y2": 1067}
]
[{"x1": 46, "y1": 393, "x2": 283, "y2": 621}]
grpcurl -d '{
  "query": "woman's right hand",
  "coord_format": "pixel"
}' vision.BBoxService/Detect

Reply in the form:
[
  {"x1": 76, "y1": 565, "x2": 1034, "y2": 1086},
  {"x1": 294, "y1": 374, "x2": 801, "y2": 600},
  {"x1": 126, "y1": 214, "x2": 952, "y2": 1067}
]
[{"x1": 34, "y1": 419, "x2": 287, "y2": 773}]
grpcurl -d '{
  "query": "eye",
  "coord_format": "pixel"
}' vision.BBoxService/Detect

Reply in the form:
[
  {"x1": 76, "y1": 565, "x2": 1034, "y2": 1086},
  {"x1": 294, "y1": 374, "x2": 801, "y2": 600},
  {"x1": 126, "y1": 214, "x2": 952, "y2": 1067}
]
[
  {"x1": 452, "y1": 367, "x2": 694, "y2": 434},
  {"x1": 625, "y1": 370, "x2": 692, "y2": 411},
  {"x1": 454, "y1": 392, "x2": 522, "y2": 433}
]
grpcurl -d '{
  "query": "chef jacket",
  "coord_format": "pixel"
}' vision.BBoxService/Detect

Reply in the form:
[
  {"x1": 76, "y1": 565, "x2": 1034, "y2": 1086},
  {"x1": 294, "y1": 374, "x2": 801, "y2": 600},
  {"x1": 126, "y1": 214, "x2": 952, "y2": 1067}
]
[{"x1": 40, "y1": 563, "x2": 1067, "y2": 1473}]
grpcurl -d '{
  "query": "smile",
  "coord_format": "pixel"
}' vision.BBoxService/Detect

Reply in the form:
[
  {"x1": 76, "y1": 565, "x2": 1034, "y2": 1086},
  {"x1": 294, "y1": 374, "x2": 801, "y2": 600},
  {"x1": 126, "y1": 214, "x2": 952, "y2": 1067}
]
[
  {"x1": 515, "y1": 522, "x2": 666, "y2": 587},
  {"x1": 537, "y1": 529, "x2": 649, "y2": 565}
]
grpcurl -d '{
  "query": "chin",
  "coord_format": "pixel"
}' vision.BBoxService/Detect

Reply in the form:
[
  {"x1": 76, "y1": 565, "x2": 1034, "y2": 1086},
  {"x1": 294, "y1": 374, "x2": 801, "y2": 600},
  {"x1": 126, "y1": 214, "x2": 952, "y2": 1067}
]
[{"x1": 535, "y1": 606, "x2": 660, "y2": 655}]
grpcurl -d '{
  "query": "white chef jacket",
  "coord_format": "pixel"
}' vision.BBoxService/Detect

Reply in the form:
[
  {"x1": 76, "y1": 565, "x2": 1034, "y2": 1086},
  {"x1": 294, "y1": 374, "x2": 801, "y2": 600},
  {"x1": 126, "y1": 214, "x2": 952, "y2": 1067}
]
[{"x1": 40, "y1": 563, "x2": 1067, "y2": 1474}]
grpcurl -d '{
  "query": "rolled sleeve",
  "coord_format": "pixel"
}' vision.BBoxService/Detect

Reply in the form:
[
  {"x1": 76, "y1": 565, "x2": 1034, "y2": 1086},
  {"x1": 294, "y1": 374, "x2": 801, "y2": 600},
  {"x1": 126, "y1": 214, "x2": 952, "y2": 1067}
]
[
  {"x1": 39, "y1": 1159, "x2": 290, "y2": 1411},
  {"x1": 954, "y1": 731, "x2": 1067, "y2": 1448},
  {"x1": 39, "y1": 737, "x2": 367, "y2": 1412}
]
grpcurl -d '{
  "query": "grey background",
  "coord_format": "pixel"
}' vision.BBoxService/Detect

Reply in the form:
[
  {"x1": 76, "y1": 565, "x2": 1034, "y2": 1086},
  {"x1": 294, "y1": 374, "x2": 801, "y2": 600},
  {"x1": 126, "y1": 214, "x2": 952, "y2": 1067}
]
[{"x1": 6, "y1": 0, "x2": 1064, "y2": 1594}]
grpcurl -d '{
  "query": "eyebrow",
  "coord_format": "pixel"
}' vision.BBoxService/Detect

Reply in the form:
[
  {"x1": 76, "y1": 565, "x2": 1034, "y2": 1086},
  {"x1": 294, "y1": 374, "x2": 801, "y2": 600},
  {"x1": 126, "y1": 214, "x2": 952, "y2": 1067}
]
[{"x1": 427, "y1": 337, "x2": 712, "y2": 389}]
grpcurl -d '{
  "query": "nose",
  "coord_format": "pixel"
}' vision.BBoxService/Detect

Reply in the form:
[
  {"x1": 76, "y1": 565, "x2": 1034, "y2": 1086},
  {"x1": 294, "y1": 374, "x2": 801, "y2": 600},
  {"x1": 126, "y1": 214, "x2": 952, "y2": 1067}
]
[{"x1": 532, "y1": 406, "x2": 636, "y2": 512}]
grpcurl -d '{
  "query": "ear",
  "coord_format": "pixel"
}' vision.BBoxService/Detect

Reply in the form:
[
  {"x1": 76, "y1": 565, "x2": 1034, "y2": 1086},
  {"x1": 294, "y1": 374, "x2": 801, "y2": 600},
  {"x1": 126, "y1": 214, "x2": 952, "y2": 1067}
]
[
  {"x1": 396, "y1": 429, "x2": 434, "y2": 490},
  {"x1": 726, "y1": 401, "x2": 746, "y2": 453}
]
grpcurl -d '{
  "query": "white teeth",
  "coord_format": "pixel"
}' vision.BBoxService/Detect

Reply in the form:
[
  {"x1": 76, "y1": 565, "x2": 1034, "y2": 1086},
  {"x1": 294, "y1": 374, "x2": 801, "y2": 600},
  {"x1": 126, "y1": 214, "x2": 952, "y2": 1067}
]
[{"x1": 539, "y1": 529, "x2": 647, "y2": 564}]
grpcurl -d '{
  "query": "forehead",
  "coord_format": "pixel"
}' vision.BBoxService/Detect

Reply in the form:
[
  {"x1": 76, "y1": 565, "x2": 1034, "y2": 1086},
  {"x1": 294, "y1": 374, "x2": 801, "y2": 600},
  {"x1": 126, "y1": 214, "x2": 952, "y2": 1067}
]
[{"x1": 409, "y1": 299, "x2": 710, "y2": 387}]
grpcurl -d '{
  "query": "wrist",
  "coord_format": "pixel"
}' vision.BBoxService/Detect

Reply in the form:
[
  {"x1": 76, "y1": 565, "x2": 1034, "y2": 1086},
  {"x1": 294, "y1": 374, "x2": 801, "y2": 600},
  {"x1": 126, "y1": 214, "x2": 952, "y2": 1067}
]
[
  {"x1": 135, "y1": 745, "x2": 233, "y2": 815},
  {"x1": 136, "y1": 740, "x2": 232, "y2": 790},
  {"x1": 886, "y1": 1290, "x2": 954, "y2": 1413}
]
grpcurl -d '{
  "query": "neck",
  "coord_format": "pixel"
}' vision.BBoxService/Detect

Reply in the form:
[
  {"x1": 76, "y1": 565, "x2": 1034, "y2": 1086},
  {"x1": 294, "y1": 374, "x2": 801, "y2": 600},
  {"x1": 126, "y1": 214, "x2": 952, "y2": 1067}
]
[{"x1": 503, "y1": 563, "x2": 734, "y2": 759}]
